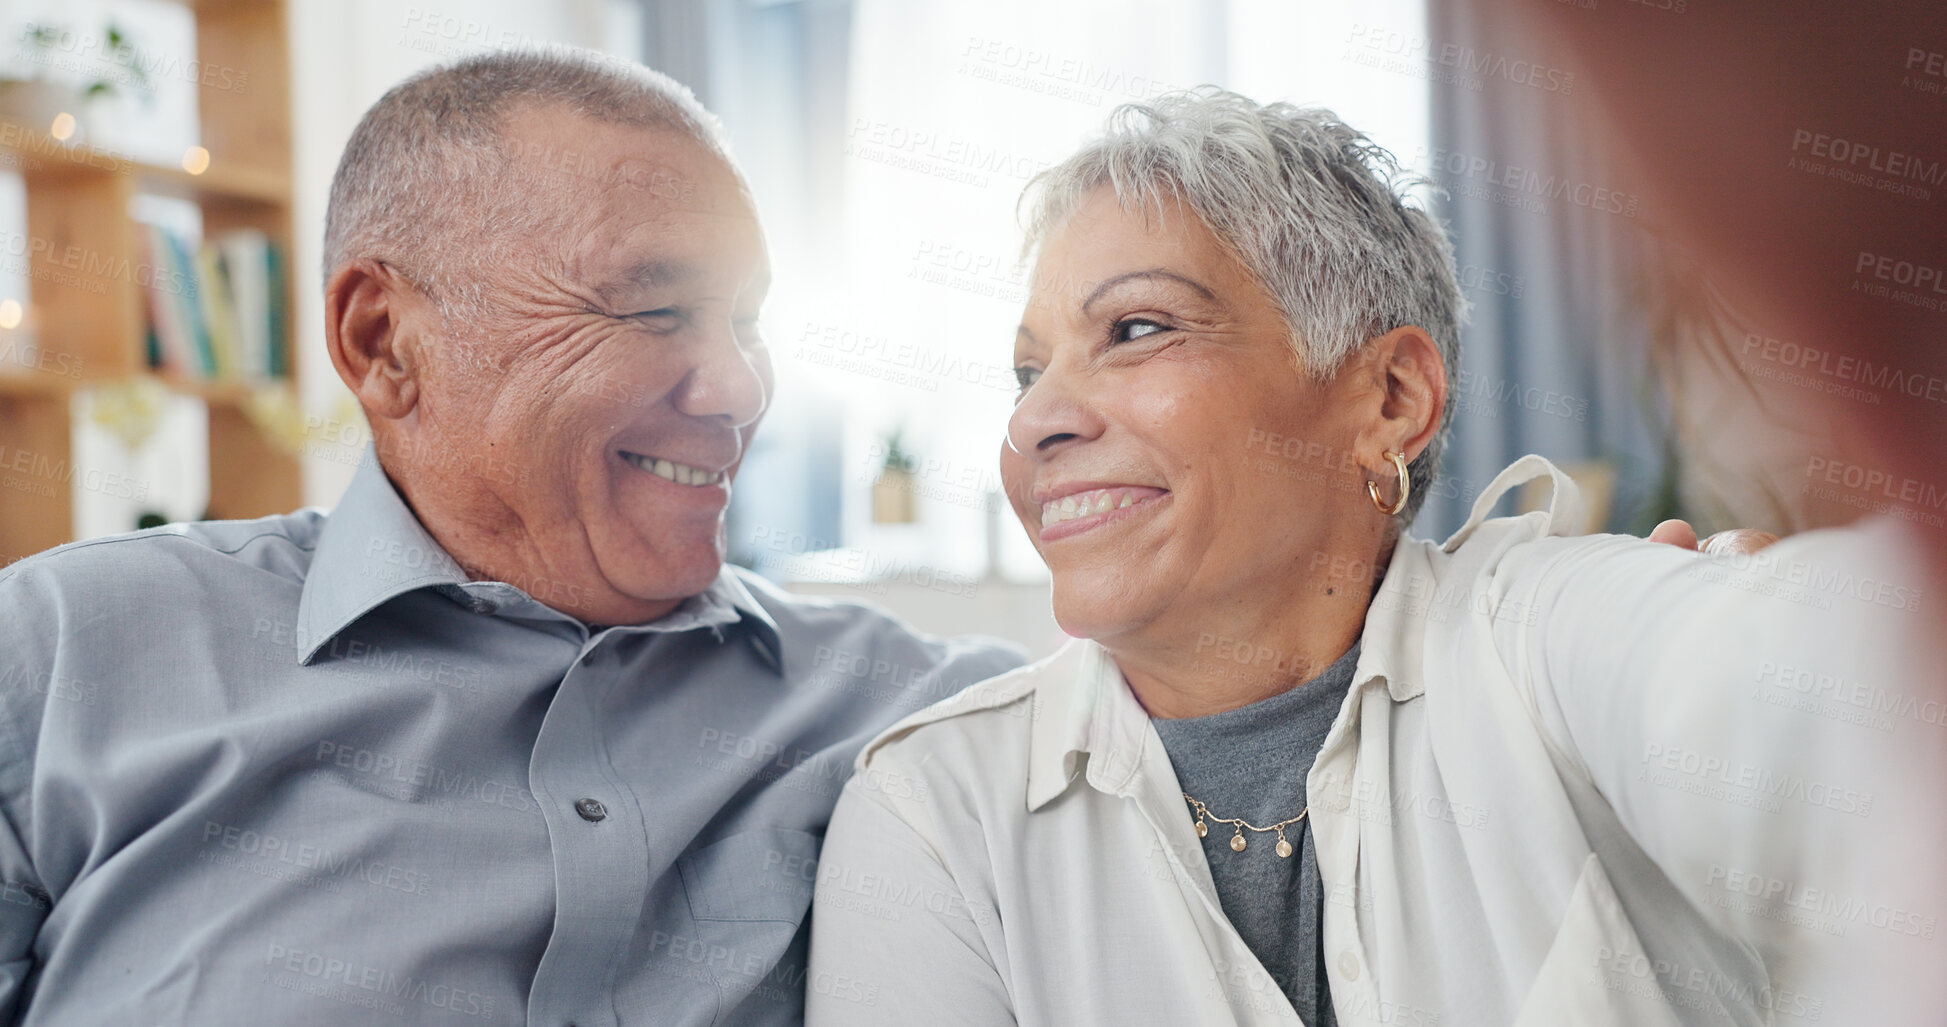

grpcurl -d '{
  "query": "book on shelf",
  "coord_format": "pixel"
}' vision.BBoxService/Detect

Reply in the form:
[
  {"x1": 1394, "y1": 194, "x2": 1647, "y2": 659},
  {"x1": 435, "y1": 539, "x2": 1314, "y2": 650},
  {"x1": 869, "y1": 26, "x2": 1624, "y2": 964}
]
[{"x1": 138, "y1": 224, "x2": 289, "y2": 386}]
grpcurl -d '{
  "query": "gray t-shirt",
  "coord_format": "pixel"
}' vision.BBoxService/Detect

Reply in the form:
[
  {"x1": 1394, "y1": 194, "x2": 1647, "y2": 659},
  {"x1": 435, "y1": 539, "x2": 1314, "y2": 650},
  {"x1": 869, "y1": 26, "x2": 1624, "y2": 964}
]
[{"x1": 1151, "y1": 643, "x2": 1360, "y2": 1027}]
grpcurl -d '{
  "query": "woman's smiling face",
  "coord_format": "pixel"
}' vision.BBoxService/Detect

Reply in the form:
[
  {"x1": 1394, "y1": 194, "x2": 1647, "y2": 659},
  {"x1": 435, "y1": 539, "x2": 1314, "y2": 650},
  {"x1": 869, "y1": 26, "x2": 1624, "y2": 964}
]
[{"x1": 1002, "y1": 185, "x2": 1384, "y2": 644}]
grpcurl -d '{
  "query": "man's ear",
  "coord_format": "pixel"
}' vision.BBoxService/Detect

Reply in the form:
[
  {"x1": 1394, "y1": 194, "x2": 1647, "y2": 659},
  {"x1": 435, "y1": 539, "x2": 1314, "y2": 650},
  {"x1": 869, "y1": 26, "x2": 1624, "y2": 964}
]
[
  {"x1": 1353, "y1": 325, "x2": 1447, "y2": 467},
  {"x1": 324, "y1": 259, "x2": 430, "y2": 422}
]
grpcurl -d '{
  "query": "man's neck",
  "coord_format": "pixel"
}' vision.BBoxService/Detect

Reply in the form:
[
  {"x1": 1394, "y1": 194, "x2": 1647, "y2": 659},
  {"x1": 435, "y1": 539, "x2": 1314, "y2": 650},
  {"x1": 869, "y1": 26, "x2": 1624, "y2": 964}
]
[{"x1": 381, "y1": 462, "x2": 684, "y2": 627}]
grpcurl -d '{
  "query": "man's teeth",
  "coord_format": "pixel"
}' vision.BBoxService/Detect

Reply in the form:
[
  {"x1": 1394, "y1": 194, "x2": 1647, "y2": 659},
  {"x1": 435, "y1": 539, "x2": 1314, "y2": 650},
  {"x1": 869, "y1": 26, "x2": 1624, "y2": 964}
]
[
  {"x1": 1040, "y1": 489, "x2": 1141, "y2": 528},
  {"x1": 623, "y1": 452, "x2": 724, "y2": 487}
]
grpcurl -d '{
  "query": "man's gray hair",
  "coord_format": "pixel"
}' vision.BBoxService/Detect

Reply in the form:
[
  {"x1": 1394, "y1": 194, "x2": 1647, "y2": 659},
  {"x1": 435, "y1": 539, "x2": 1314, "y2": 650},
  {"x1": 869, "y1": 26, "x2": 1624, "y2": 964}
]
[
  {"x1": 1021, "y1": 88, "x2": 1465, "y2": 524},
  {"x1": 323, "y1": 47, "x2": 731, "y2": 319}
]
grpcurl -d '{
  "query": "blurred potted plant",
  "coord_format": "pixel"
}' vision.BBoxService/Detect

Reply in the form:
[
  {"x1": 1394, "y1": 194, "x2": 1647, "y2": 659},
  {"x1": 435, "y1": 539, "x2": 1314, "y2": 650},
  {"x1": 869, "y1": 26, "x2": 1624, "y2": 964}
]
[
  {"x1": 0, "y1": 22, "x2": 153, "y2": 133},
  {"x1": 79, "y1": 24, "x2": 154, "y2": 106},
  {"x1": 0, "y1": 25, "x2": 78, "y2": 128},
  {"x1": 871, "y1": 427, "x2": 920, "y2": 524},
  {"x1": 77, "y1": 21, "x2": 155, "y2": 145}
]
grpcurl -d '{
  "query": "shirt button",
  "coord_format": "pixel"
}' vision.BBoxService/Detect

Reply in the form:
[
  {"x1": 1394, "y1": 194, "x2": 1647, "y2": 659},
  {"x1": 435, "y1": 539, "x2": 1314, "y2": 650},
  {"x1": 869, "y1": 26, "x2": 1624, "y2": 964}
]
[
  {"x1": 579, "y1": 651, "x2": 597, "y2": 667},
  {"x1": 574, "y1": 798, "x2": 607, "y2": 822},
  {"x1": 1336, "y1": 949, "x2": 1362, "y2": 981}
]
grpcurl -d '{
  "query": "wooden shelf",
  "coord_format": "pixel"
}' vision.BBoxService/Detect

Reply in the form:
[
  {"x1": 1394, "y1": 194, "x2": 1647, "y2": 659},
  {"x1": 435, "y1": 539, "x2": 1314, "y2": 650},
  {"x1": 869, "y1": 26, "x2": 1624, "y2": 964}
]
[
  {"x1": 0, "y1": 392, "x2": 74, "y2": 561},
  {"x1": 0, "y1": 0, "x2": 297, "y2": 563},
  {"x1": 0, "y1": 373, "x2": 75, "y2": 399},
  {"x1": 0, "y1": 118, "x2": 291, "y2": 206},
  {"x1": 0, "y1": 372, "x2": 288, "y2": 402}
]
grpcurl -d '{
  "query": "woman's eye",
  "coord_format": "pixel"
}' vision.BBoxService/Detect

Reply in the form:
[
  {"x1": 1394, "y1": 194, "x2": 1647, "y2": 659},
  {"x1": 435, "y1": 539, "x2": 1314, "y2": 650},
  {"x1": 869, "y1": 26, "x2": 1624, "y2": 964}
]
[{"x1": 1112, "y1": 318, "x2": 1169, "y2": 344}]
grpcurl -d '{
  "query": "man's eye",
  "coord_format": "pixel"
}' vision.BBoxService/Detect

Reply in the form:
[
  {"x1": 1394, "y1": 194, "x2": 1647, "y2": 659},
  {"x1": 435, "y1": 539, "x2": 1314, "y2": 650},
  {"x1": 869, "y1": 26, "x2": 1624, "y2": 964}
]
[
  {"x1": 1112, "y1": 318, "x2": 1169, "y2": 344},
  {"x1": 1013, "y1": 366, "x2": 1040, "y2": 394},
  {"x1": 630, "y1": 307, "x2": 684, "y2": 328}
]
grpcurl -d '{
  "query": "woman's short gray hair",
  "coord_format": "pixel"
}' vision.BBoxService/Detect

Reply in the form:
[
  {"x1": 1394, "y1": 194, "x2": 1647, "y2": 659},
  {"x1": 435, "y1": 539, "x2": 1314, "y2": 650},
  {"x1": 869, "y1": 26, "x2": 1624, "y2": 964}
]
[{"x1": 1021, "y1": 88, "x2": 1465, "y2": 524}]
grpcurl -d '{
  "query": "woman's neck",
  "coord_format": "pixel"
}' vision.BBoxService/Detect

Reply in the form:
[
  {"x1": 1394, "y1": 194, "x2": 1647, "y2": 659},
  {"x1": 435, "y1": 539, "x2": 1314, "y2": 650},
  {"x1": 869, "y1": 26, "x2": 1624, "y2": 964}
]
[{"x1": 1109, "y1": 540, "x2": 1394, "y2": 719}]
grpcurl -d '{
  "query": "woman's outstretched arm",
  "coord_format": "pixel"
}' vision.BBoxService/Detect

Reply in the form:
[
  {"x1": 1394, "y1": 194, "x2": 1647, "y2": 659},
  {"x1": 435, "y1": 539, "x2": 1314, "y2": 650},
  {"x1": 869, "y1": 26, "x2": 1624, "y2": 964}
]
[
  {"x1": 807, "y1": 774, "x2": 1015, "y2": 1026},
  {"x1": 1502, "y1": 519, "x2": 1945, "y2": 1019}
]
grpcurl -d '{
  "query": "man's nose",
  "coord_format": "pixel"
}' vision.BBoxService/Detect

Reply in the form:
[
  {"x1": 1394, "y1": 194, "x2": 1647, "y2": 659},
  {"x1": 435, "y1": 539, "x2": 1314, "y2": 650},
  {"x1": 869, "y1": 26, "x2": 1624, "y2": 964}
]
[{"x1": 673, "y1": 321, "x2": 769, "y2": 427}]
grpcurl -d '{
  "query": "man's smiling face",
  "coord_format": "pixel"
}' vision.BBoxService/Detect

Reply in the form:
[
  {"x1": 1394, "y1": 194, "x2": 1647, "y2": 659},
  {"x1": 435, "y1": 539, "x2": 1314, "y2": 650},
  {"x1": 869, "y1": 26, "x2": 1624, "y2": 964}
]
[{"x1": 395, "y1": 104, "x2": 773, "y2": 623}]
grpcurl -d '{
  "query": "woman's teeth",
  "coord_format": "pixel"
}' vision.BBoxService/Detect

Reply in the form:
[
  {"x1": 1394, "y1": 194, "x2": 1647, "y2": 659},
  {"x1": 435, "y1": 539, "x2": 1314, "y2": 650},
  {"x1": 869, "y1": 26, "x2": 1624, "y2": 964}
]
[
  {"x1": 623, "y1": 451, "x2": 724, "y2": 487},
  {"x1": 1040, "y1": 489, "x2": 1140, "y2": 528}
]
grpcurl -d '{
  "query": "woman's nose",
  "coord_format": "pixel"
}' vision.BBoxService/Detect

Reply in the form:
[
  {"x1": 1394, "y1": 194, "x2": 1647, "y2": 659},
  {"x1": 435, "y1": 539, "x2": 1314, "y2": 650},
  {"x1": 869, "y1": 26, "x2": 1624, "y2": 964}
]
[{"x1": 1005, "y1": 363, "x2": 1104, "y2": 458}]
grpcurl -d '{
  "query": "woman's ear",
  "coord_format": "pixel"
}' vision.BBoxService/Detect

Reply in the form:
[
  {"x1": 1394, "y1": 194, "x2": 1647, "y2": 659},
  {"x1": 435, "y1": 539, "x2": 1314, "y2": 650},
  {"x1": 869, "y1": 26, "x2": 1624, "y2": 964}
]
[
  {"x1": 324, "y1": 259, "x2": 431, "y2": 422},
  {"x1": 1354, "y1": 325, "x2": 1447, "y2": 467}
]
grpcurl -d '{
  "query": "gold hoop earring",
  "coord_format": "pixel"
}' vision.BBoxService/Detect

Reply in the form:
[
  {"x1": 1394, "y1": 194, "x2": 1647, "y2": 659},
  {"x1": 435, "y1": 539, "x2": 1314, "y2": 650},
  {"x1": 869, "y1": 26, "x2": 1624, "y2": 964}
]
[{"x1": 1368, "y1": 451, "x2": 1409, "y2": 516}]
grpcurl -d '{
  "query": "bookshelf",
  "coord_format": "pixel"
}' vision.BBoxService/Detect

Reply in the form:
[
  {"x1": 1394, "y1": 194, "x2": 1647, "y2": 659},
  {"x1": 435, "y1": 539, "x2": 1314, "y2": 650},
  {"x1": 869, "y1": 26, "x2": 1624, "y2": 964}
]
[{"x1": 0, "y1": 0, "x2": 296, "y2": 565}]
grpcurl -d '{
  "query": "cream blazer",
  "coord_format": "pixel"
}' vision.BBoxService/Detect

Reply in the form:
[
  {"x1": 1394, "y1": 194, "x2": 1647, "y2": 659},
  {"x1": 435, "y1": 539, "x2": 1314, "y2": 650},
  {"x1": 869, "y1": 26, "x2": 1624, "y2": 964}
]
[{"x1": 808, "y1": 456, "x2": 1946, "y2": 1026}]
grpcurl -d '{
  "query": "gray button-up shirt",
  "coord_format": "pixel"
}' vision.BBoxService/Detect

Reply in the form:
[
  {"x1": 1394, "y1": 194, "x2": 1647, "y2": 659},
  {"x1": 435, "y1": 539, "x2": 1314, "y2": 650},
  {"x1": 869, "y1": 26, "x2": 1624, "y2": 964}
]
[{"x1": 0, "y1": 454, "x2": 1022, "y2": 1027}]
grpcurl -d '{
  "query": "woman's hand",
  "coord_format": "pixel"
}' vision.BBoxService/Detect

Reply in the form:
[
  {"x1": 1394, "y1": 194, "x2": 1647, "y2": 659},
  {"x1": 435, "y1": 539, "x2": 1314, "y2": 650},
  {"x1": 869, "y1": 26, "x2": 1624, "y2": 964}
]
[{"x1": 1646, "y1": 518, "x2": 1780, "y2": 556}]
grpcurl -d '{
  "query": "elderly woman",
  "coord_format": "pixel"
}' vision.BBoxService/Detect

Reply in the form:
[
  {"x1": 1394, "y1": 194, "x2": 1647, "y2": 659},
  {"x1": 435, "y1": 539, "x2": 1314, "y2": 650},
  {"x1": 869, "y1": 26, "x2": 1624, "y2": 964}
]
[{"x1": 805, "y1": 91, "x2": 1943, "y2": 1026}]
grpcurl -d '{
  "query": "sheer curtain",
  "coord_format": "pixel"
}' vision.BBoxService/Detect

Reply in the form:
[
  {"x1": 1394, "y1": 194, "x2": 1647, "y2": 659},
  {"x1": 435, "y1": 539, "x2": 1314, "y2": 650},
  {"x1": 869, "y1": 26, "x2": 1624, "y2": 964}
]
[
  {"x1": 731, "y1": 0, "x2": 1443, "y2": 591},
  {"x1": 724, "y1": 0, "x2": 1222, "y2": 592}
]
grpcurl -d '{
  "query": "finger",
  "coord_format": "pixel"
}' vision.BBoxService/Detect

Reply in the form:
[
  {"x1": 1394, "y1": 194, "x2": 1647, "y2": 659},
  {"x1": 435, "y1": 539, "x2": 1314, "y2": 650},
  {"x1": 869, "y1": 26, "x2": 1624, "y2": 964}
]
[
  {"x1": 1701, "y1": 529, "x2": 1781, "y2": 556},
  {"x1": 1647, "y1": 518, "x2": 1700, "y2": 551}
]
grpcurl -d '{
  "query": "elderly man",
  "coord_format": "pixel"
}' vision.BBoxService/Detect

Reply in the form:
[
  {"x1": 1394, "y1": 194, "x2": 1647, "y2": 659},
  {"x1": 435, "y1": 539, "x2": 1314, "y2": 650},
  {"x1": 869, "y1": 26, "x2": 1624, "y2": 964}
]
[{"x1": 0, "y1": 51, "x2": 1019, "y2": 1026}]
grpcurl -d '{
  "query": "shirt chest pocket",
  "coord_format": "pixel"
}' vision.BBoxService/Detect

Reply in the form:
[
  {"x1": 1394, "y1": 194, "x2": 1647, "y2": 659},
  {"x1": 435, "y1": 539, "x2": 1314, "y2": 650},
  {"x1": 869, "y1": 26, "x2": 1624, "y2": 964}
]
[
  {"x1": 1513, "y1": 853, "x2": 1687, "y2": 1027},
  {"x1": 679, "y1": 826, "x2": 823, "y2": 926},
  {"x1": 675, "y1": 828, "x2": 824, "y2": 1023}
]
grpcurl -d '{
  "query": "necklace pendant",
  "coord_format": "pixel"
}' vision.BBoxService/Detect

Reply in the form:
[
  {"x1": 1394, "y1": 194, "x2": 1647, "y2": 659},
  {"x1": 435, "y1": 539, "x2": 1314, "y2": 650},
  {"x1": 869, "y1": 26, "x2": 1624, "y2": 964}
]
[
  {"x1": 1195, "y1": 820, "x2": 1208, "y2": 838},
  {"x1": 1276, "y1": 838, "x2": 1294, "y2": 859},
  {"x1": 1229, "y1": 832, "x2": 1247, "y2": 852}
]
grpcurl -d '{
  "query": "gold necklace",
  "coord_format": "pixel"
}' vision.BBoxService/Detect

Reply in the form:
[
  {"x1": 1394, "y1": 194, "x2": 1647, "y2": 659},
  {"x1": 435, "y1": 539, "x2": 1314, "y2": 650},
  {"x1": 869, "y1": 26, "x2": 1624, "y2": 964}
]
[{"x1": 1182, "y1": 792, "x2": 1308, "y2": 858}]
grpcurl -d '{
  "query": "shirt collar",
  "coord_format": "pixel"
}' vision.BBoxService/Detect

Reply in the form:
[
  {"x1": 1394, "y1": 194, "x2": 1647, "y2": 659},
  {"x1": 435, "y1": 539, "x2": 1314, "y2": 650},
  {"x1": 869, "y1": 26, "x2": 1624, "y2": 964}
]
[
  {"x1": 294, "y1": 448, "x2": 782, "y2": 671},
  {"x1": 1352, "y1": 531, "x2": 1430, "y2": 704},
  {"x1": 294, "y1": 452, "x2": 468, "y2": 664},
  {"x1": 708, "y1": 568, "x2": 784, "y2": 672},
  {"x1": 1023, "y1": 533, "x2": 1429, "y2": 811},
  {"x1": 1025, "y1": 640, "x2": 1115, "y2": 810}
]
